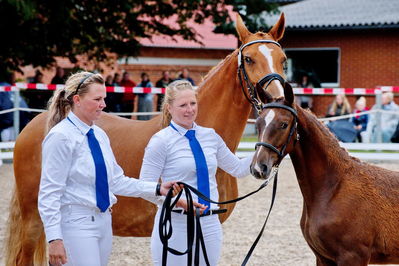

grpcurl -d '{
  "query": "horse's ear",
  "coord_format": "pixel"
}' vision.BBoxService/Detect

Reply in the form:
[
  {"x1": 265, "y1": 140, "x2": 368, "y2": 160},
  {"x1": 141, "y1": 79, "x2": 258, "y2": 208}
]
[
  {"x1": 268, "y1": 13, "x2": 285, "y2": 41},
  {"x1": 284, "y1": 82, "x2": 294, "y2": 106},
  {"x1": 236, "y1": 14, "x2": 251, "y2": 42}
]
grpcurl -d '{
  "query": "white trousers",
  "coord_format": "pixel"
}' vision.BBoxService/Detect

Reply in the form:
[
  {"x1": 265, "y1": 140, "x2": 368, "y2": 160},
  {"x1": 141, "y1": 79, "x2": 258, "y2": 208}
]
[
  {"x1": 151, "y1": 209, "x2": 223, "y2": 266},
  {"x1": 60, "y1": 205, "x2": 113, "y2": 266}
]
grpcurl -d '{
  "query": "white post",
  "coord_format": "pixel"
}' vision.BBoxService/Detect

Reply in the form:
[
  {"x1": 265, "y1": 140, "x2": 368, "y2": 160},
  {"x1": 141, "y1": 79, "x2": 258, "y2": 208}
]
[
  {"x1": 375, "y1": 92, "x2": 382, "y2": 143},
  {"x1": 13, "y1": 90, "x2": 20, "y2": 137}
]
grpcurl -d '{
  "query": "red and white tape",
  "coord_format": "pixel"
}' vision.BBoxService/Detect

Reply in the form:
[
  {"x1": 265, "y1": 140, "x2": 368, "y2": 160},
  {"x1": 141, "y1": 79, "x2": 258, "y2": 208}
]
[{"x1": 0, "y1": 83, "x2": 398, "y2": 95}]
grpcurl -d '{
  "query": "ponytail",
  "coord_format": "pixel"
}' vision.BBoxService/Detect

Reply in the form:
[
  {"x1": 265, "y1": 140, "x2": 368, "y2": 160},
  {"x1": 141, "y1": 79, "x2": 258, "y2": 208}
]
[{"x1": 46, "y1": 89, "x2": 72, "y2": 133}]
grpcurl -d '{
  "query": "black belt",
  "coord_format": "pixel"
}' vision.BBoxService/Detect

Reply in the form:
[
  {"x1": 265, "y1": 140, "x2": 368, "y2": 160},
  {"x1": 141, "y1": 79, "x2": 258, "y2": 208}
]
[{"x1": 172, "y1": 208, "x2": 227, "y2": 217}]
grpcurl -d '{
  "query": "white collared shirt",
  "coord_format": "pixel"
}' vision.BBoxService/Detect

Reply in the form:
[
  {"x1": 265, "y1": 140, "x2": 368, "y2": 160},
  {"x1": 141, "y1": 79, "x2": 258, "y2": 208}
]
[
  {"x1": 140, "y1": 121, "x2": 252, "y2": 209},
  {"x1": 38, "y1": 111, "x2": 158, "y2": 242}
]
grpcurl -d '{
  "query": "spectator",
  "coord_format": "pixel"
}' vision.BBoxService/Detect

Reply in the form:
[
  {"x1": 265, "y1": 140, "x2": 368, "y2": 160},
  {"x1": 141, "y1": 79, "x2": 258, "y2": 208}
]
[
  {"x1": 326, "y1": 94, "x2": 351, "y2": 118},
  {"x1": 119, "y1": 72, "x2": 136, "y2": 118},
  {"x1": 0, "y1": 72, "x2": 30, "y2": 141},
  {"x1": 24, "y1": 70, "x2": 52, "y2": 110},
  {"x1": 296, "y1": 73, "x2": 313, "y2": 109},
  {"x1": 104, "y1": 75, "x2": 117, "y2": 113},
  {"x1": 112, "y1": 73, "x2": 121, "y2": 85},
  {"x1": 366, "y1": 92, "x2": 399, "y2": 143},
  {"x1": 155, "y1": 70, "x2": 173, "y2": 111},
  {"x1": 326, "y1": 95, "x2": 355, "y2": 142},
  {"x1": 176, "y1": 68, "x2": 195, "y2": 85},
  {"x1": 136, "y1": 72, "x2": 153, "y2": 120},
  {"x1": 351, "y1": 96, "x2": 369, "y2": 142},
  {"x1": 51, "y1": 67, "x2": 66, "y2": 84}
]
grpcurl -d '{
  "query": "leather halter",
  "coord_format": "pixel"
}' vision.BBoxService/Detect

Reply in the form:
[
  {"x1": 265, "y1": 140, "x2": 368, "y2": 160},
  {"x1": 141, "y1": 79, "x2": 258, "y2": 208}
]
[
  {"x1": 255, "y1": 103, "x2": 298, "y2": 159},
  {"x1": 237, "y1": 40, "x2": 286, "y2": 113}
]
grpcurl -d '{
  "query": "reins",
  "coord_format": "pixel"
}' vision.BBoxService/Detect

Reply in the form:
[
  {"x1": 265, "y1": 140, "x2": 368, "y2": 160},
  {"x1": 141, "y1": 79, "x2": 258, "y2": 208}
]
[{"x1": 159, "y1": 168, "x2": 279, "y2": 266}]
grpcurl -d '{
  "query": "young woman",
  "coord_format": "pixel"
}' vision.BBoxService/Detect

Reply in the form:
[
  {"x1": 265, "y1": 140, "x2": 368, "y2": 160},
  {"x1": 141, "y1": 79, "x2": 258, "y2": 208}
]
[
  {"x1": 140, "y1": 80, "x2": 252, "y2": 265},
  {"x1": 38, "y1": 71, "x2": 180, "y2": 266}
]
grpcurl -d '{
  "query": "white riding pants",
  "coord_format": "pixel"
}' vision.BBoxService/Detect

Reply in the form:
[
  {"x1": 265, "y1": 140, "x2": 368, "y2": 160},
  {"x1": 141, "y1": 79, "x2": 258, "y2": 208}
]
[
  {"x1": 151, "y1": 209, "x2": 223, "y2": 266},
  {"x1": 60, "y1": 205, "x2": 113, "y2": 266}
]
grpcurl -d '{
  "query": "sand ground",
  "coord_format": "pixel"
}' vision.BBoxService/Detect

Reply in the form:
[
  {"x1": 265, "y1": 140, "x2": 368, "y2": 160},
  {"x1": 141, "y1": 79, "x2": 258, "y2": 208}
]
[{"x1": 1, "y1": 160, "x2": 398, "y2": 265}]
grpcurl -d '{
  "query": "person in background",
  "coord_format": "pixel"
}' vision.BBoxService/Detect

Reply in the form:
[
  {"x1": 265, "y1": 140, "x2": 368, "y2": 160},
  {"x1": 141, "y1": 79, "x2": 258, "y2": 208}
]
[
  {"x1": 177, "y1": 68, "x2": 195, "y2": 86},
  {"x1": 51, "y1": 67, "x2": 66, "y2": 84},
  {"x1": 140, "y1": 80, "x2": 252, "y2": 266},
  {"x1": 24, "y1": 70, "x2": 53, "y2": 110},
  {"x1": 136, "y1": 72, "x2": 154, "y2": 120},
  {"x1": 366, "y1": 92, "x2": 399, "y2": 143},
  {"x1": 296, "y1": 73, "x2": 313, "y2": 109},
  {"x1": 326, "y1": 94, "x2": 352, "y2": 118},
  {"x1": 351, "y1": 96, "x2": 369, "y2": 142},
  {"x1": 155, "y1": 71, "x2": 173, "y2": 111},
  {"x1": 119, "y1": 72, "x2": 136, "y2": 118},
  {"x1": 0, "y1": 71, "x2": 30, "y2": 141},
  {"x1": 38, "y1": 71, "x2": 185, "y2": 266}
]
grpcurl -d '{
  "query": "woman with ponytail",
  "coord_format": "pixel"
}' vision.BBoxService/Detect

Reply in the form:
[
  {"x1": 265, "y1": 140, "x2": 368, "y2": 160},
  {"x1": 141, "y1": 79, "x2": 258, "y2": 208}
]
[
  {"x1": 140, "y1": 80, "x2": 253, "y2": 265},
  {"x1": 38, "y1": 71, "x2": 181, "y2": 266}
]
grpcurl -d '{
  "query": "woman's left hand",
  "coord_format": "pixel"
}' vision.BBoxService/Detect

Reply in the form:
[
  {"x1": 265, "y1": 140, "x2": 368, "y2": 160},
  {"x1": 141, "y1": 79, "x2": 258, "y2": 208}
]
[{"x1": 160, "y1": 181, "x2": 182, "y2": 197}]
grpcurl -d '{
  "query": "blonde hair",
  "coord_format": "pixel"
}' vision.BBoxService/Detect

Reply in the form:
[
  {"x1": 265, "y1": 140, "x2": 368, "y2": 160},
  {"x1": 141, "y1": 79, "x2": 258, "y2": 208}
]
[
  {"x1": 161, "y1": 80, "x2": 196, "y2": 128},
  {"x1": 46, "y1": 71, "x2": 104, "y2": 133},
  {"x1": 331, "y1": 94, "x2": 351, "y2": 115}
]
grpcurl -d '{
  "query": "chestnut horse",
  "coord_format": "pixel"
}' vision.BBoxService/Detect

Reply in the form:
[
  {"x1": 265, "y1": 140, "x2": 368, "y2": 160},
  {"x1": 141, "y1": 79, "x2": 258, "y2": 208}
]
[
  {"x1": 5, "y1": 14, "x2": 288, "y2": 265},
  {"x1": 250, "y1": 83, "x2": 399, "y2": 265}
]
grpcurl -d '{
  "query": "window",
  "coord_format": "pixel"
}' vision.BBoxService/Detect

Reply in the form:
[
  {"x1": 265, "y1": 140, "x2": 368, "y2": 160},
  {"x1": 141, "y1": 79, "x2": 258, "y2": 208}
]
[{"x1": 284, "y1": 48, "x2": 340, "y2": 87}]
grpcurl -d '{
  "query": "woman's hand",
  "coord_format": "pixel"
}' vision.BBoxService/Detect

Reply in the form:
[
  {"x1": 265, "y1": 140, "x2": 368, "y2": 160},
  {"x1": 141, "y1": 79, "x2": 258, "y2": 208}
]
[
  {"x1": 48, "y1": 239, "x2": 67, "y2": 266},
  {"x1": 176, "y1": 199, "x2": 208, "y2": 215},
  {"x1": 159, "y1": 181, "x2": 182, "y2": 197}
]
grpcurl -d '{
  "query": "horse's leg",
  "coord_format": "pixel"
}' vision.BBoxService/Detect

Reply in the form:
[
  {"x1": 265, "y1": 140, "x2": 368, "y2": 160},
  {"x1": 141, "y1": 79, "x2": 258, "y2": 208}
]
[
  {"x1": 19, "y1": 211, "x2": 46, "y2": 266},
  {"x1": 336, "y1": 251, "x2": 370, "y2": 266},
  {"x1": 316, "y1": 255, "x2": 336, "y2": 266},
  {"x1": 5, "y1": 191, "x2": 46, "y2": 266}
]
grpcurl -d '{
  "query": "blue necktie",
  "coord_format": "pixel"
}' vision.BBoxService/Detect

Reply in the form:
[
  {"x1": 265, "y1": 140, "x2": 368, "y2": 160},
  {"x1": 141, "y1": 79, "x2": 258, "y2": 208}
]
[
  {"x1": 87, "y1": 128, "x2": 110, "y2": 212},
  {"x1": 184, "y1": 130, "x2": 211, "y2": 210}
]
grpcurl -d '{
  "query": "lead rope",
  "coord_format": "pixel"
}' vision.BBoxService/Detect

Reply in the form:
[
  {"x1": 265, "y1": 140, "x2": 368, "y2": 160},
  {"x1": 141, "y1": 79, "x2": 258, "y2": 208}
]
[{"x1": 159, "y1": 167, "x2": 279, "y2": 266}]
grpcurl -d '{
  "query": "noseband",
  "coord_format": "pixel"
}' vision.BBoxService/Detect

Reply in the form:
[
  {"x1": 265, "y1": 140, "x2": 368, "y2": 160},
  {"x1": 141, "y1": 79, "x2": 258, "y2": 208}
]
[
  {"x1": 255, "y1": 103, "x2": 298, "y2": 159},
  {"x1": 238, "y1": 40, "x2": 286, "y2": 113}
]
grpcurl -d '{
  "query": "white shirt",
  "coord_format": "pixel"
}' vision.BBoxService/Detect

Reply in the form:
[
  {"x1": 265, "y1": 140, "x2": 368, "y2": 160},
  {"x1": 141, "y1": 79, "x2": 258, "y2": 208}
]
[
  {"x1": 140, "y1": 121, "x2": 252, "y2": 209},
  {"x1": 38, "y1": 111, "x2": 158, "y2": 242}
]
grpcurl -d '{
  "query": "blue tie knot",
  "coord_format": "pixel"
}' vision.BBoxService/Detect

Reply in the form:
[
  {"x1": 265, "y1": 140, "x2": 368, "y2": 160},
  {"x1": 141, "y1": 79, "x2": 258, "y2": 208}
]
[
  {"x1": 87, "y1": 128, "x2": 94, "y2": 136},
  {"x1": 185, "y1": 130, "x2": 195, "y2": 140}
]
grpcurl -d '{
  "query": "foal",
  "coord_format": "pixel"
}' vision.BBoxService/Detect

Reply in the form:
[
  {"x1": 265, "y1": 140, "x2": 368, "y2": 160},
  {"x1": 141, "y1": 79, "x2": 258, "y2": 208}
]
[{"x1": 251, "y1": 83, "x2": 399, "y2": 265}]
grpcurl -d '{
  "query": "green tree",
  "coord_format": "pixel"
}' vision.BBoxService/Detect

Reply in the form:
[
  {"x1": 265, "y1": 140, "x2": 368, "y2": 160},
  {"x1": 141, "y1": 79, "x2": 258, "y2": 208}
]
[{"x1": 0, "y1": 0, "x2": 278, "y2": 76}]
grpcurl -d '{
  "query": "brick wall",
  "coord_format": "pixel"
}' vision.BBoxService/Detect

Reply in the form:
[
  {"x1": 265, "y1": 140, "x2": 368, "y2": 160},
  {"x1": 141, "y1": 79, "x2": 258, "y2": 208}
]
[{"x1": 281, "y1": 28, "x2": 398, "y2": 116}]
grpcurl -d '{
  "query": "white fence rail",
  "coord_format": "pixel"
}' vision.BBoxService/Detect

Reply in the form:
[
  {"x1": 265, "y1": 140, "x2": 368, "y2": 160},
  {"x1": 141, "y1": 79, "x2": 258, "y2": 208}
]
[
  {"x1": 1, "y1": 141, "x2": 398, "y2": 164},
  {"x1": 236, "y1": 142, "x2": 399, "y2": 161}
]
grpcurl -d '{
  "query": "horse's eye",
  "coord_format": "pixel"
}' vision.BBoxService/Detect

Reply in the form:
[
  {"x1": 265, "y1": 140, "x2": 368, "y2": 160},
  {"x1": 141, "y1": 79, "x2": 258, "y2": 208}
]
[
  {"x1": 281, "y1": 122, "x2": 288, "y2": 129},
  {"x1": 244, "y1": 56, "x2": 253, "y2": 64}
]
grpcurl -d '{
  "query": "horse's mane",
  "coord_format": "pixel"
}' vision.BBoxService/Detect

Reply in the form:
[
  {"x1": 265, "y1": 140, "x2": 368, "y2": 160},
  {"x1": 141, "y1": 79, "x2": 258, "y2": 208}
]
[
  {"x1": 199, "y1": 50, "x2": 238, "y2": 89},
  {"x1": 296, "y1": 105, "x2": 363, "y2": 167}
]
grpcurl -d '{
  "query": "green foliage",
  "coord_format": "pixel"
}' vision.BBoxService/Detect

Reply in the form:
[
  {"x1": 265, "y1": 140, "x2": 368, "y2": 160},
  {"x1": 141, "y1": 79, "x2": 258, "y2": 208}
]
[{"x1": 0, "y1": 0, "x2": 278, "y2": 75}]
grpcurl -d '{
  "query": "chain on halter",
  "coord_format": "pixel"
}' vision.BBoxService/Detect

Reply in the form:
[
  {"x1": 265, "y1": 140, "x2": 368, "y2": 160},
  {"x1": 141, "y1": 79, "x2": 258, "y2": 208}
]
[{"x1": 237, "y1": 40, "x2": 287, "y2": 114}]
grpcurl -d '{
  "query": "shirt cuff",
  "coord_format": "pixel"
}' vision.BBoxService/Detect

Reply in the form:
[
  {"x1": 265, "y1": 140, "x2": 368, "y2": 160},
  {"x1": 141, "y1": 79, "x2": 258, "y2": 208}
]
[{"x1": 44, "y1": 224, "x2": 63, "y2": 243}]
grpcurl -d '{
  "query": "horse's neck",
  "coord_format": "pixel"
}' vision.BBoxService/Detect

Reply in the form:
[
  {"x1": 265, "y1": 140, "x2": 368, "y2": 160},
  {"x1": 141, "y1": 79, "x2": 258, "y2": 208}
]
[
  {"x1": 196, "y1": 51, "x2": 252, "y2": 150},
  {"x1": 290, "y1": 107, "x2": 353, "y2": 205}
]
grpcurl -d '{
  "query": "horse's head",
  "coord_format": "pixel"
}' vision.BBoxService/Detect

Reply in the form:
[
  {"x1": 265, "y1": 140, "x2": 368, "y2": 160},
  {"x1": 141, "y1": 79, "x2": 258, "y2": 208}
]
[
  {"x1": 236, "y1": 13, "x2": 287, "y2": 110},
  {"x1": 250, "y1": 82, "x2": 299, "y2": 179}
]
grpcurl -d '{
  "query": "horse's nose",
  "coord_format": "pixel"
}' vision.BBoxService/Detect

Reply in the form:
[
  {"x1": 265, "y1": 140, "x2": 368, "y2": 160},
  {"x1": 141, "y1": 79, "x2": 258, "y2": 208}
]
[{"x1": 250, "y1": 162, "x2": 268, "y2": 179}]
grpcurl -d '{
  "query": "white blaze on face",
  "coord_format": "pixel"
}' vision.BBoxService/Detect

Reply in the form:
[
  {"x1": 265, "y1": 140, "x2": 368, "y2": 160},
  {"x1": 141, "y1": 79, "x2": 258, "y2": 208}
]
[
  {"x1": 258, "y1": 45, "x2": 284, "y2": 96},
  {"x1": 253, "y1": 109, "x2": 276, "y2": 174}
]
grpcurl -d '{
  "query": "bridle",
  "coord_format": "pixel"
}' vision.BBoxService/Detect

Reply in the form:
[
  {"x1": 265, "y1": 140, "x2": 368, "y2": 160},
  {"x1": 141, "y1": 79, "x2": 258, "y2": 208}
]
[
  {"x1": 237, "y1": 40, "x2": 286, "y2": 113},
  {"x1": 255, "y1": 102, "x2": 299, "y2": 161}
]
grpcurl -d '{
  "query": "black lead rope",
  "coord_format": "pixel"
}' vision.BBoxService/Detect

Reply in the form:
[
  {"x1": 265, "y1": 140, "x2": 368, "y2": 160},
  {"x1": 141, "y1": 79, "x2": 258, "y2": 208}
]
[{"x1": 159, "y1": 171, "x2": 279, "y2": 266}]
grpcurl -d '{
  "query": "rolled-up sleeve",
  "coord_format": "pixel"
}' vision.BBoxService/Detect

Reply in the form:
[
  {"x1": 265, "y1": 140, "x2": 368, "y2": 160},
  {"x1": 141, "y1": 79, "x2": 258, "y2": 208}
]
[
  {"x1": 215, "y1": 133, "x2": 253, "y2": 178},
  {"x1": 38, "y1": 132, "x2": 72, "y2": 242}
]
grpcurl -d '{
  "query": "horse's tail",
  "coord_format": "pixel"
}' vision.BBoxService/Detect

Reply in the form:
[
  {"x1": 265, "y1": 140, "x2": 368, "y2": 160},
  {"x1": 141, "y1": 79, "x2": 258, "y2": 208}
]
[{"x1": 4, "y1": 188, "x2": 47, "y2": 266}]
